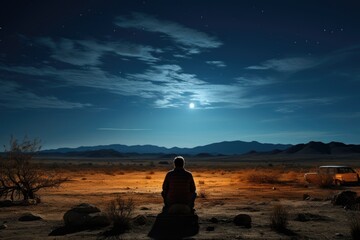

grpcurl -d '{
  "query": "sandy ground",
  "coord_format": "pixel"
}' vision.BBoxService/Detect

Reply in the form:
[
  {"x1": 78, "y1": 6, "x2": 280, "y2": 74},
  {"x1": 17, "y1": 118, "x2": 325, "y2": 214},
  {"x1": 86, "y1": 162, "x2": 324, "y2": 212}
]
[{"x1": 1, "y1": 158, "x2": 360, "y2": 239}]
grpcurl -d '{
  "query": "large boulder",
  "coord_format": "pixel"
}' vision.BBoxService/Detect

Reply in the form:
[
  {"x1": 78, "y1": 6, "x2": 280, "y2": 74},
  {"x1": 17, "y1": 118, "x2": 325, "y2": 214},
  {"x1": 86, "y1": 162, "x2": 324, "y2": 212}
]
[
  {"x1": 63, "y1": 203, "x2": 109, "y2": 228},
  {"x1": 233, "y1": 214, "x2": 252, "y2": 228},
  {"x1": 331, "y1": 191, "x2": 357, "y2": 206}
]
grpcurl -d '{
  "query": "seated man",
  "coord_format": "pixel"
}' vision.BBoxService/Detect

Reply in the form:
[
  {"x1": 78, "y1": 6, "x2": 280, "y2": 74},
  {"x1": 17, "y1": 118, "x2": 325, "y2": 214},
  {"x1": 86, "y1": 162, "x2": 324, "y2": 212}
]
[{"x1": 161, "y1": 156, "x2": 196, "y2": 211}]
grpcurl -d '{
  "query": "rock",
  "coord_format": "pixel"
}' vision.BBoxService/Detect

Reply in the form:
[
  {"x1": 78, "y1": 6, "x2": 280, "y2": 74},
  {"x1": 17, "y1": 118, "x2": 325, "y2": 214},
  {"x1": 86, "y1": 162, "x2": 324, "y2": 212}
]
[
  {"x1": 133, "y1": 214, "x2": 147, "y2": 225},
  {"x1": 272, "y1": 187, "x2": 277, "y2": 190},
  {"x1": 335, "y1": 232, "x2": 343, "y2": 237},
  {"x1": 140, "y1": 207, "x2": 150, "y2": 210},
  {"x1": 0, "y1": 224, "x2": 7, "y2": 230},
  {"x1": 63, "y1": 203, "x2": 109, "y2": 228},
  {"x1": 0, "y1": 200, "x2": 14, "y2": 207},
  {"x1": 233, "y1": 214, "x2": 251, "y2": 228},
  {"x1": 294, "y1": 213, "x2": 329, "y2": 222},
  {"x1": 332, "y1": 191, "x2": 357, "y2": 206},
  {"x1": 68, "y1": 203, "x2": 100, "y2": 214},
  {"x1": 209, "y1": 217, "x2": 218, "y2": 223},
  {"x1": 18, "y1": 212, "x2": 43, "y2": 221},
  {"x1": 303, "y1": 193, "x2": 310, "y2": 200},
  {"x1": 206, "y1": 226, "x2": 215, "y2": 231}
]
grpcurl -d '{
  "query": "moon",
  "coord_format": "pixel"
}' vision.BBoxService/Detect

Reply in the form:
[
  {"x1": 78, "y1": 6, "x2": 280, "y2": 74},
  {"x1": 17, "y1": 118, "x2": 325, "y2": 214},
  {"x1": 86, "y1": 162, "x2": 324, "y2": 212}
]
[{"x1": 189, "y1": 102, "x2": 195, "y2": 109}]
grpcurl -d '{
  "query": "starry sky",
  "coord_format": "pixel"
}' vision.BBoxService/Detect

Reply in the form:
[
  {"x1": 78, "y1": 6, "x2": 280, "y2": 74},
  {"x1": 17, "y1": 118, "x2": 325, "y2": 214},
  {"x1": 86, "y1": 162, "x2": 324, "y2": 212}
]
[{"x1": 1, "y1": 0, "x2": 360, "y2": 149}]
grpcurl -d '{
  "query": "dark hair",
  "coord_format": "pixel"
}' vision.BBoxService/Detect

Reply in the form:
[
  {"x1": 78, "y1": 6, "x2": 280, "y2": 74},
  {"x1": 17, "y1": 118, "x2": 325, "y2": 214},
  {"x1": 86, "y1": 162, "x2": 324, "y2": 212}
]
[{"x1": 174, "y1": 156, "x2": 185, "y2": 168}]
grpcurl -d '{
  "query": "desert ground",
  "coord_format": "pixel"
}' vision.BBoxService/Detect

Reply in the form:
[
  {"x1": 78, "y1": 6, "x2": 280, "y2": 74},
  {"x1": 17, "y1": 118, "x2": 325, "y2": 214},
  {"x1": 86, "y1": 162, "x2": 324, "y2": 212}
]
[{"x1": 1, "y1": 155, "x2": 360, "y2": 239}]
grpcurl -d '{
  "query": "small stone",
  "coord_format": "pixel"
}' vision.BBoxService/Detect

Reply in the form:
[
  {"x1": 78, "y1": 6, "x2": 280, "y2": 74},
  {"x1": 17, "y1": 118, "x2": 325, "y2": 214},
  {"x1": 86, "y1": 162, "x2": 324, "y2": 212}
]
[
  {"x1": 133, "y1": 214, "x2": 147, "y2": 225},
  {"x1": 303, "y1": 193, "x2": 310, "y2": 200},
  {"x1": 234, "y1": 214, "x2": 252, "y2": 228},
  {"x1": 140, "y1": 207, "x2": 150, "y2": 210},
  {"x1": 0, "y1": 224, "x2": 7, "y2": 230},
  {"x1": 18, "y1": 212, "x2": 43, "y2": 221},
  {"x1": 209, "y1": 217, "x2": 218, "y2": 223},
  {"x1": 335, "y1": 233, "x2": 343, "y2": 237},
  {"x1": 206, "y1": 226, "x2": 215, "y2": 231},
  {"x1": 272, "y1": 187, "x2": 277, "y2": 190}
]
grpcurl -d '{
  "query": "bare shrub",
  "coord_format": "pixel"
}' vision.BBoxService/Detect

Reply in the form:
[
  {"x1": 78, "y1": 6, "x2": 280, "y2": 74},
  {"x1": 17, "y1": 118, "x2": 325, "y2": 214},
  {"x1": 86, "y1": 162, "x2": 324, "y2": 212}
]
[
  {"x1": 0, "y1": 137, "x2": 68, "y2": 201},
  {"x1": 350, "y1": 214, "x2": 360, "y2": 240},
  {"x1": 246, "y1": 170, "x2": 280, "y2": 184},
  {"x1": 106, "y1": 195, "x2": 135, "y2": 235},
  {"x1": 270, "y1": 204, "x2": 288, "y2": 232}
]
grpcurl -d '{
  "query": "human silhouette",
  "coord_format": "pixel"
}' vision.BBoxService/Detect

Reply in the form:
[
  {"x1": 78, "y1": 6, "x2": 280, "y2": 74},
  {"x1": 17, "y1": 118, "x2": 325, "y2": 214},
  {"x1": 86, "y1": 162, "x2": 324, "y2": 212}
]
[{"x1": 161, "y1": 156, "x2": 196, "y2": 212}]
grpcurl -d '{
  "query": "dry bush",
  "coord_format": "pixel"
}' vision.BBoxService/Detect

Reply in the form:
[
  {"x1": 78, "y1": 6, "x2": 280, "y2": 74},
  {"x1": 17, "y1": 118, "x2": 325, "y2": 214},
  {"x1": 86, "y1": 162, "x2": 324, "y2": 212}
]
[
  {"x1": 0, "y1": 137, "x2": 68, "y2": 201},
  {"x1": 246, "y1": 169, "x2": 281, "y2": 184},
  {"x1": 270, "y1": 204, "x2": 289, "y2": 232},
  {"x1": 350, "y1": 214, "x2": 360, "y2": 240},
  {"x1": 106, "y1": 195, "x2": 134, "y2": 235}
]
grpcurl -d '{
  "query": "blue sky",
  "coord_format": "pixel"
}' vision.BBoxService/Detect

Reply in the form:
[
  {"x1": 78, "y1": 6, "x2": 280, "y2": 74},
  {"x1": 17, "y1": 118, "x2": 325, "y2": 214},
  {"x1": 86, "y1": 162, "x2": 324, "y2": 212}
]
[{"x1": 1, "y1": 0, "x2": 360, "y2": 149}]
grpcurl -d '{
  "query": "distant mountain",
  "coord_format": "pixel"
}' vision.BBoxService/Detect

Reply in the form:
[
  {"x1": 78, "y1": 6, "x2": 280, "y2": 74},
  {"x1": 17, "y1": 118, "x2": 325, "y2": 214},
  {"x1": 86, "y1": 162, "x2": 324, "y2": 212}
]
[
  {"x1": 41, "y1": 140, "x2": 291, "y2": 156},
  {"x1": 257, "y1": 141, "x2": 360, "y2": 155}
]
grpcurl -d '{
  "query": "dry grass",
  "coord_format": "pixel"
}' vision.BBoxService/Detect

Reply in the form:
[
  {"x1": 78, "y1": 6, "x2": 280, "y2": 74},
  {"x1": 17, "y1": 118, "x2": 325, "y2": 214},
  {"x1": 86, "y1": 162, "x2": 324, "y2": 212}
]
[
  {"x1": 106, "y1": 195, "x2": 135, "y2": 235},
  {"x1": 350, "y1": 214, "x2": 360, "y2": 240},
  {"x1": 245, "y1": 169, "x2": 281, "y2": 184},
  {"x1": 270, "y1": 204, "x2": 289, "y2": 232}
]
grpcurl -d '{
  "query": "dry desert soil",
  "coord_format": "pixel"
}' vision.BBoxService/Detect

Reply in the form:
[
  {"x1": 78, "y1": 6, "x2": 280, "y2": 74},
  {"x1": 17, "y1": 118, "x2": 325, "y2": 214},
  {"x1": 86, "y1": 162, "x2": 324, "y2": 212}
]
[{"x1": 1, "y1": 155, "x2": 360, "y2": 240}]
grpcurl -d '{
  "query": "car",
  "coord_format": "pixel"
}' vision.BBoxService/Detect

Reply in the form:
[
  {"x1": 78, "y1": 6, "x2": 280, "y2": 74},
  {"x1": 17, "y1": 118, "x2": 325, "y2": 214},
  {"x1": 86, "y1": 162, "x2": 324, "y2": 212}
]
[{"x1": 304, "y1": 165, "x2": 359, "y2": 186}]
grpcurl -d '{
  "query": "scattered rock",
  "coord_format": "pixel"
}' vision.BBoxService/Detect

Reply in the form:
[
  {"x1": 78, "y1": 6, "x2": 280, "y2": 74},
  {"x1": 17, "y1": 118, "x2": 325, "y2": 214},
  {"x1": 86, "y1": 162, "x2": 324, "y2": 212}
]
[
  {"x1": 332, "y1": 191, "x2": 357, "y2": 206},
  {"x1": 303, "y1": 193, "x2": 310, "y2": 200},
  {"x1": 209, "y1": 217, "x2": 218, "y2": 223},
  {"x1": 18, "y1": 212, "x2": 43, "y2": 221},
  {"x1": 133, "y1": 214, "x2": 147, "y2": 225},
  {"x1": 140, "y1": 207, "x2": 150, "y2": 210},
  {"x1": 63, "y1": 203, "x2": 109, "y2": 228},
  {"x1": 0, "y1": 200, "x2": 13, "y2": 207},
  {"x1": 335, "y1": 232, "x2": 343, "y2": 237},
  {"x1": 272, "y1": 187, "x2": 277, "y2": 190},
  {"x1": 0, "y1": 224, "x2": 7, "y2": 230},
  {"x1": 206, "y1": 226, "x2": 215, "y2": 231},
  {"x1": 233, "y1": 214, "x2": 251, "y2": 228}
]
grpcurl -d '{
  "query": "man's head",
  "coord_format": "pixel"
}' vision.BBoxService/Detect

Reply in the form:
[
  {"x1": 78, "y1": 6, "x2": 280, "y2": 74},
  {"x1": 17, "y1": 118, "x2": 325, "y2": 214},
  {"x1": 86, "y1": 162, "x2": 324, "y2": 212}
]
[{"x1": 174, "y1": 156, "x2": 185, "y2": 168}]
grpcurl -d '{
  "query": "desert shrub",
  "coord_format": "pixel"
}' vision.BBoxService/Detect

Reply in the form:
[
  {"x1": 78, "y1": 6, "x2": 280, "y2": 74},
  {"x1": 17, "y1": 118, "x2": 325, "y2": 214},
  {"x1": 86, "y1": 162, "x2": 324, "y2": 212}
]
[
  {"x1": 246, "y1": 170, "x2": 280, "y2": 184},
  {"x1": 106, "y1": 195, "x2": 134, "y2": 235},
  {"x1": 0, "y1": 137, "x2": 68, "y2": 201},
  {"x1": 350, "y1": 214, "x2": 360, "y2": 240},
  {"x1": 270, "y1": 204, "x2": 288, "y2": 232}
]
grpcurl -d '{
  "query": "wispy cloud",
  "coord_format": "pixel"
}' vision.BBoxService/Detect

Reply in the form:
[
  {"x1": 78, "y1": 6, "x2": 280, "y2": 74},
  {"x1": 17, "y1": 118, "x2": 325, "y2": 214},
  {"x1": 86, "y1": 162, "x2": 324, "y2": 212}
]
[
  {"x1": 37, "y1": 37, "x2": 161, "y2": 66},
  {"x1": 246, "y1": 57, "x2": 319, "y2": 72},
  {"x1": 115, "y1": 13, "x2": 222, "y2": 54},
  {"x1": 206, "y1": 61, "x2": 226, "y2": 67},
  {"x1": 0, "y1": 80, "x2": 91, "y2": 109},
  {"x1": 97, "y1": 128, "x2": 152, "y2": 131},
  {"x1": 235, "y1": 76, "x2": 276, "y2": 86}
]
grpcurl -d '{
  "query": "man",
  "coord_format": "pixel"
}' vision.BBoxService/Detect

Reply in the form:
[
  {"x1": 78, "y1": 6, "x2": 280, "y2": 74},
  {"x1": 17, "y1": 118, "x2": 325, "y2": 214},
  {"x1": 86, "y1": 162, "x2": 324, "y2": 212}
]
[{"x1": 162, "y1": 156, "x2": 196, "y2": 210}]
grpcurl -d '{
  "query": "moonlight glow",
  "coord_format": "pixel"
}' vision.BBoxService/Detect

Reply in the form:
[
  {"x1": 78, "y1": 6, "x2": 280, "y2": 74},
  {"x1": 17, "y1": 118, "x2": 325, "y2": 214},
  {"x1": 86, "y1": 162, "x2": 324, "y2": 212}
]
[{"x1": 189, "y1": 102, "x2": 195, "y2": 109}]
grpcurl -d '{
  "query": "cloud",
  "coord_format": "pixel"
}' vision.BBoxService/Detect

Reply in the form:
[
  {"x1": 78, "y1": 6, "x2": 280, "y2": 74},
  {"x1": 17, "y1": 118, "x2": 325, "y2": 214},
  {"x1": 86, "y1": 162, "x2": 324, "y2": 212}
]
[
  {"x1": 206, "y1": 61, "x2": 226, "y2": 67},
  {"x1": 0, "y1": 63, "x2": 334, "y2": 110},
  {"x1": 0, "y1": 80, "x2": 91, "y2": 109},
  {"x1": 235, "y1": 76, "x2": 276, "y2": 86},
  {"x1": 37, "y1": 37, "x2": 161, "y2": 66},
  {"x1": 246, "y1": 57, "x2": 318, "y2": 72},
  {"x1": 97, "y1": 128, "x2": 151, "y2": 131},
  {"x1": 115, "y1": 13, "x2": 222, "y2": 54}
]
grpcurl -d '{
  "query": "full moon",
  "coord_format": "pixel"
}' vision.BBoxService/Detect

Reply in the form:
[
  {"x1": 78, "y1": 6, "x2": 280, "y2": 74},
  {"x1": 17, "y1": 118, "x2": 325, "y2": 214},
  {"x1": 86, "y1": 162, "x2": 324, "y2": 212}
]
[{"x1": 189, "y1": 102, "x2": 195, "y2": 109}]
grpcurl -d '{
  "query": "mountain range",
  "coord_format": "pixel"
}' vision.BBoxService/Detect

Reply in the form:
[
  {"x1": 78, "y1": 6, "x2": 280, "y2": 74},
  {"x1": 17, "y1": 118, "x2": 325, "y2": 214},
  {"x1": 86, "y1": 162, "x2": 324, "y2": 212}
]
[
  {"x1": 41, "y1": 140, "x2": 291, "y2": 156},
  {"x1": 40, "y1": 140, "x2": 360, "y2": 157}
]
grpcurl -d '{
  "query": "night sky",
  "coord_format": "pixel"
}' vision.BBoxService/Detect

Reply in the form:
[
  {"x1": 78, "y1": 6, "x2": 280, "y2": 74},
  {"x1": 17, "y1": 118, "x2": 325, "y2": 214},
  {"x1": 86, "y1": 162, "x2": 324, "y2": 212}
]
[{"x1": 1, "y1": 0, "x2": 360, "y2": 149}]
